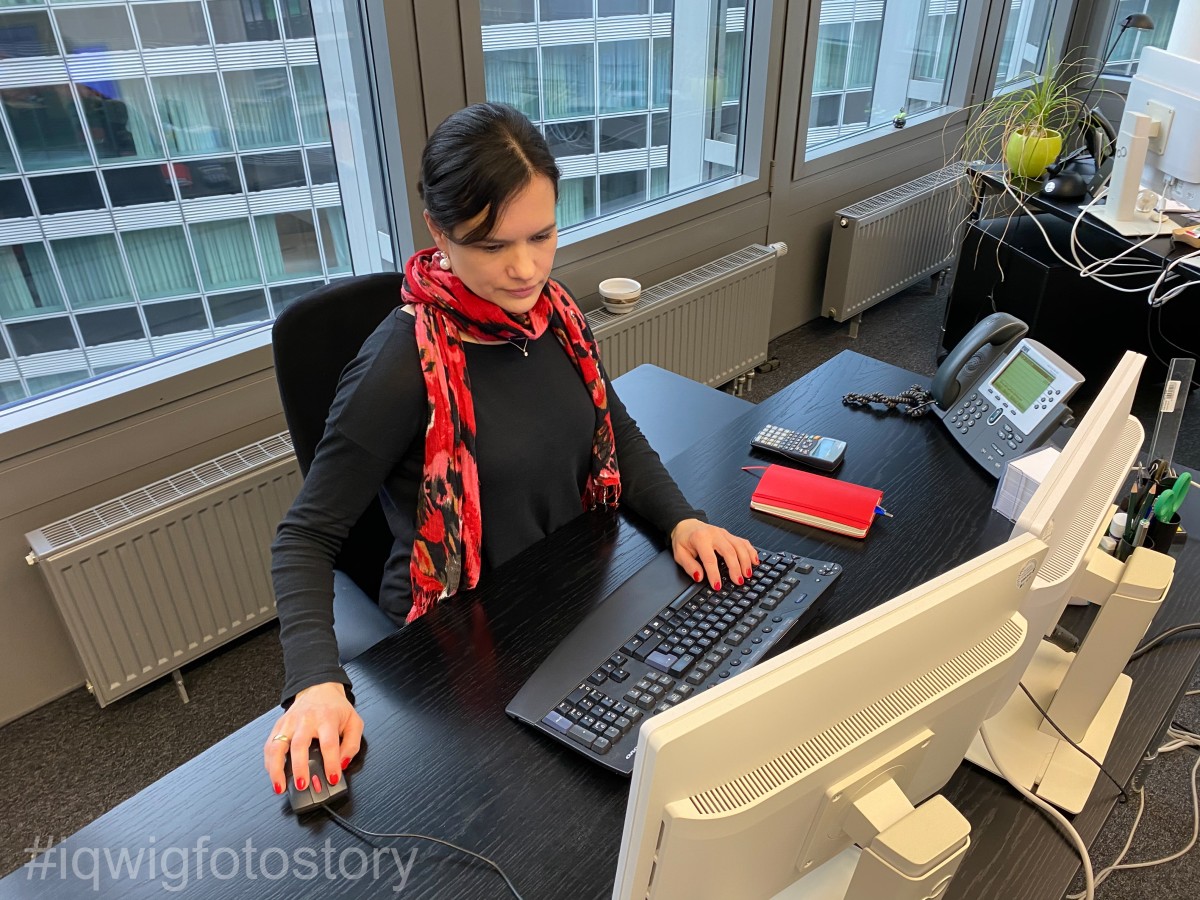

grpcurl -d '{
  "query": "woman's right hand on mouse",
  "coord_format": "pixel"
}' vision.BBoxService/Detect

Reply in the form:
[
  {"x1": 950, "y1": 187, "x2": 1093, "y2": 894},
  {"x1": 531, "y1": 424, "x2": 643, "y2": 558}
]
[{"x1": 263, "y1": 682, "x2": 363, "y2": 795}]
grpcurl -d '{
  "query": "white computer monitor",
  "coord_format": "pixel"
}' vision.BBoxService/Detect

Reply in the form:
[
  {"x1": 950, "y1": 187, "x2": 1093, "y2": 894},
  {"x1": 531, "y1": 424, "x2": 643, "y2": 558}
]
[
  {"x1": 966, "y1": 350, "x2": 1176, "y2": 812},
  {"x1": 613, "y1": 532, "x2": 1049, "y2": 900},
  {"x1": 1087, "y1": 20, "x2": 1200, "y2": 233}
]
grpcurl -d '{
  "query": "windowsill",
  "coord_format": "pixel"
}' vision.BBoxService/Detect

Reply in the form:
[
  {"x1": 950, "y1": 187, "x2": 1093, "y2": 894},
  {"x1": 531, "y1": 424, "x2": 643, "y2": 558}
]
[
  {"x1": 0, "y1": 324, "x2": 277, "y2": 462},
  {"x1": 798, "y1": 104, "x2": 969, "y2": 179},
  {"x1": 555, "y1": 171, "x2": 758, "y2": 263}
]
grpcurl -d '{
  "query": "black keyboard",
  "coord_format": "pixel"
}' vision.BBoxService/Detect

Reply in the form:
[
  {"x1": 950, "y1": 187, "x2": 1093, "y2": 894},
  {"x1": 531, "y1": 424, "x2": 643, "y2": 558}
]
[{"x1": 506, "y1": 547, "x2": 842, "y2": 774}]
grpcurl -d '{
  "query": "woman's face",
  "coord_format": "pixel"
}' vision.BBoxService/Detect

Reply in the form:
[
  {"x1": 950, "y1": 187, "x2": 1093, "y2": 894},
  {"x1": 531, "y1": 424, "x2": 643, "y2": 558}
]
[{"x1": 425, "y1": 174, "x2": 558, "y2": 317}]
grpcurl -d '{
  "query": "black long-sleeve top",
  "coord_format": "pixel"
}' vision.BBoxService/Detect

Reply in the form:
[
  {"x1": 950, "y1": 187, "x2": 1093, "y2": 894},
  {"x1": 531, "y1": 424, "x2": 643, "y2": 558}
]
[{"x1": 272, "y1": 305, "x2": 705, "y2": 704}]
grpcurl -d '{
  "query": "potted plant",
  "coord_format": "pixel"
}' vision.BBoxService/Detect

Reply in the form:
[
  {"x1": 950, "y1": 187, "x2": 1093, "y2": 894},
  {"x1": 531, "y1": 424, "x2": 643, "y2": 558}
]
[{"x1": 957, "y1": 53, "x2": 1095, "y2": 180}]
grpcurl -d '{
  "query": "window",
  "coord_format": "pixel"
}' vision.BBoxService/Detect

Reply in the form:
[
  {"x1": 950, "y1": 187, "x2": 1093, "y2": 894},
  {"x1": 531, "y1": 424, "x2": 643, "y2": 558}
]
[
  {"x1": 994, "y1": 0, "x2": 1056, "y2": 88},
  {"x1": 479, "y1": 0, "x2": 753, "y2": 231},
  {"x1": 0, "y1": 0, "x2": 366, "y2": 407},
  {"x1": 1103, "y1": 0, "x2": 1180, "y2": 76},
  {"x1": 804, "y1": 0, "x2": 965, "y2": 156}
]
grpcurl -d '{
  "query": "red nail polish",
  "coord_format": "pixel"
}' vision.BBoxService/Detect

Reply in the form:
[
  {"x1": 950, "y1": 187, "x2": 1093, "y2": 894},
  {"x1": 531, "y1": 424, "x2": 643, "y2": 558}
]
[
  {"x1": 735, "y1": 577, "x2": 744, "y2": 585},
  {"x1": 312, "y1": 775, "x2": 322, "y2": 793},
  {"x1": 341, "y1": 757, "x2": 351, "y2": 770},
  {"x1": 295, "y1": 777, "x2": 306, "y2": 791},
  {"x1": 712, "y1": 581, "x2": 721, "y2": 590},
  {"x1": 745, "y1": 568, "x2": 753, "y2": 579},
  {"x1": 274, "y1": 783, "x2": 283, "y2": 795},
  {"x1": 693, "y1": 571, "x2": 702, "y2": 582},
  {"x1": 329, "y1": 772, "x2": 339, "y2": 786}
]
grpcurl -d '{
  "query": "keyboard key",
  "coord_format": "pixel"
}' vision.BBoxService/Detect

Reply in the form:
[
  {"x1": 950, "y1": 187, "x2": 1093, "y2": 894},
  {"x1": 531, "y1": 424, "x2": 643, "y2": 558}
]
[
  {"x1": 634, "y1": 634, "x2": 664, "y2": 660},
  {"x1": 797, "y1": 563, "x2": 813, "y2": 574},
  {"x1": 568, "y1": 725, "x2": 597, "y2": 748},
  {"x1": 686, "y1": 672, "x2": 705, "y2": 685},
  {"x1": 635, "y1": 694, "x2": 655, "y2": 710},
  {"x1": 667, "y1": 691, "x2": 685, "y2": 705},
  {"x1": 581, "y1": 715, "x2": 597, "y2": 729},
  {"x1": 669, "y1": 654, "x2": 696, "y2": 677},
  {"x1": 604, "y1": 725, "x2": 621, "y2": 741},
  {"x1": 725, "y1": 633, "x2": 745, "y2": 646},
  {"x1": 611, "y1": 668, "x2": 630, "y2": 682},
  {"x1": 677, "y1": 685, "x2": 694, "y2": 698},
  {"x1": 615, "y1": 716, "x2": 632, "y2": 732},
  {"x1": 626, "y1": 708, "x2": 644, "y2": 723},
  {"x1": 622, "y1": 637, "x2": 643, "y2": 655},
  {"x1": 609, "y1": 654, "x2": 628, "y2": 667},
  {"x1": 588, "y1": 671, "x2": 607, "y2": 685},
  {"x1": 646, "y1": 650, "x2": 678, "y2": 673},
  {"x1": 542, "y1": 712, "x2": 573, "y2": 734}
]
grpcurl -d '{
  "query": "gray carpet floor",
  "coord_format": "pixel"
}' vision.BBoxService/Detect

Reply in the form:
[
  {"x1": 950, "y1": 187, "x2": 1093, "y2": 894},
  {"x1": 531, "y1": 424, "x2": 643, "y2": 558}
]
[{"x1": 2, "y1": 278, "x2": 1197, "y2": 897}]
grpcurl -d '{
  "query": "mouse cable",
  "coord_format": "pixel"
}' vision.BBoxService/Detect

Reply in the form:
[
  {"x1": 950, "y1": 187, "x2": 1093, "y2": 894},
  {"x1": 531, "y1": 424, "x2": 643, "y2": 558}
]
[
  {"x1": 1066, "y1": 726, "x2": 1200, "y2": 899},
  {"x1": 1129, "y1": 621, "x2": 1200, "y2": 662},
  {"x1": 1019, "y1": 683, "x2": 1128, "y2": 803},
  {"x1": 324, "y1": 807, "x2": 525, "y2": 900},
  {"x1": 980, "y1": 722, "x2": 1096, "y2": 900}
]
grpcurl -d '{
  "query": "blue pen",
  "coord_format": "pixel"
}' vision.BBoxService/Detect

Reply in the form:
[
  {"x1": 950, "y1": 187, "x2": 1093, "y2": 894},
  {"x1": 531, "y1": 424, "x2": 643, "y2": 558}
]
[{"x1": 874, "y1": 506, "x2": 893, "y2": 518}]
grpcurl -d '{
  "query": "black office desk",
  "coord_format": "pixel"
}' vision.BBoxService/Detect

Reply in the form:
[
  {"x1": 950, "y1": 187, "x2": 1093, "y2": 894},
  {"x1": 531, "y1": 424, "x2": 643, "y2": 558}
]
[
  {"x1": 943, "y1": 167, "x2": 1200, "y2": 397},
  {"x1": 6, "y1": 350, "x2": 1199, "y2": 899}
]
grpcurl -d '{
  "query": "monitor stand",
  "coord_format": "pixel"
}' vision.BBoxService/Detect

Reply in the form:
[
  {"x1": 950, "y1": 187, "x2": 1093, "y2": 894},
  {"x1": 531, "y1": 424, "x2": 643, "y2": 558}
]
[
  {"x1": 778, "y1": 779, "x2": 971, "y2": 900},
  {"x1": 966, "y1": 535, "x2": 1175, "y2": 813}
]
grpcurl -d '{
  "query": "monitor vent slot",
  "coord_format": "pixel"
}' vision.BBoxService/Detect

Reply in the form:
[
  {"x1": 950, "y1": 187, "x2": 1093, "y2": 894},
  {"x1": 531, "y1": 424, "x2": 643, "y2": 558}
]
[{"x1": 687, "y1": 617, "x2": 1024, "y2": 816}]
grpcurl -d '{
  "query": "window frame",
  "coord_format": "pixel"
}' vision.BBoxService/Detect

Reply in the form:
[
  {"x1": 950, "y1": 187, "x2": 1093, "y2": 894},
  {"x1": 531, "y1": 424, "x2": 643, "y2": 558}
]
[
  {"x1": 0, "y1": 0, "x2": 393, "y2": 434},
  {"x1": 790, "y1": 0, "x2": 1076, "y2": 182},
  {"x1": 454, "y1": 0, "x2": 783, "y2": 275}
]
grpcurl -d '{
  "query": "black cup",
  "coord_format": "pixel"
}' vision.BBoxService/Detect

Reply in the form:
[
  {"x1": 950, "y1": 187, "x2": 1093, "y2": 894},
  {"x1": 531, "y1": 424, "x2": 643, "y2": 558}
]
[{"x1": 1146, "y1": 513, "x2": 1183, "y2": 552}]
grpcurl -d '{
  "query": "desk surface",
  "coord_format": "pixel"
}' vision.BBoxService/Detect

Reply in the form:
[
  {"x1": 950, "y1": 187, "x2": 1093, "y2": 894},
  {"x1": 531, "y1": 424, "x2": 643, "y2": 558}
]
[
  {"x1": 6, "y1": 350, "x2": 1200, "y2": 900},
  {"x1": 971, "y1": 164, "x2": 1199, "y2": 272}
]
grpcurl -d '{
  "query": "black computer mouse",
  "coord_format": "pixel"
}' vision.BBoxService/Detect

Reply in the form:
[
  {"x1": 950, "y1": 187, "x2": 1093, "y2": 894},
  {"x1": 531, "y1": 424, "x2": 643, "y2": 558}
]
[
  {"x1": 285, "y1": 742, "x2": 349, "y2": 814},
  {"x1": 1040, "y1": 170, "x2": 1089, "y2": 201}
]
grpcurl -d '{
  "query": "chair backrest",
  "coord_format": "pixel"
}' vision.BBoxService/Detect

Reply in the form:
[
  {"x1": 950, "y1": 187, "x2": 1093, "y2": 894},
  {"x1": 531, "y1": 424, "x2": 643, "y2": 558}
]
[{"x1": 272, "y1": 273, "x2": 406, "y2": 600}]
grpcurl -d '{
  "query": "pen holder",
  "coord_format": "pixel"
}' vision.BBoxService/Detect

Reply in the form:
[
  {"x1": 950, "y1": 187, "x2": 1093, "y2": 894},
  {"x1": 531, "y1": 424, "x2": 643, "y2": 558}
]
[{"x1": 1146, "y1": 513, "x2": 1183, "y2": 552}]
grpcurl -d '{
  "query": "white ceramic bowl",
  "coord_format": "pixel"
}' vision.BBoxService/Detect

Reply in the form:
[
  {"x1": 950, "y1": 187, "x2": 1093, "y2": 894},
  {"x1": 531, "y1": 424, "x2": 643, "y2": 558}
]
[{"x1": 599, "y1": 277, "x2": 641, "y2": 314}]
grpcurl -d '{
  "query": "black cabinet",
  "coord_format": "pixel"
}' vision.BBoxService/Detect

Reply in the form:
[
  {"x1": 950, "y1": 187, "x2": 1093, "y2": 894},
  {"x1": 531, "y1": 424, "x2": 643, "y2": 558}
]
[{"x1": 942, "y1": 213, "x2": 1198, "y2": 403}]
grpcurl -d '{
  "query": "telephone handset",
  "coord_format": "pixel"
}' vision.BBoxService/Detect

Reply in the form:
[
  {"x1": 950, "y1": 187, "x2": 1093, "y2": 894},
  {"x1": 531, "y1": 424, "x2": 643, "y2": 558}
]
[{"x1": 934, "y1": 313, "x2": 1085, "y2": 476}]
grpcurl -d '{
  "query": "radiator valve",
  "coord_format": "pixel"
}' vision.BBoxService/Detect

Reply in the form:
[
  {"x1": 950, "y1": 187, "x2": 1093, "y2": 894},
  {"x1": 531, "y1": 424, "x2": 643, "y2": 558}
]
[{"x1": 769, "y1": 241, "x2": 788, "y2": 257}]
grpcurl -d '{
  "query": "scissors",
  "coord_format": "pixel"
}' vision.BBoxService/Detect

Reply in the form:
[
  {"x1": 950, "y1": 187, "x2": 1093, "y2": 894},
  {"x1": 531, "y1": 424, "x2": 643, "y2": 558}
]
[{"x1": 1154, "y1": 472, "x2": 1192, "y2": 522}]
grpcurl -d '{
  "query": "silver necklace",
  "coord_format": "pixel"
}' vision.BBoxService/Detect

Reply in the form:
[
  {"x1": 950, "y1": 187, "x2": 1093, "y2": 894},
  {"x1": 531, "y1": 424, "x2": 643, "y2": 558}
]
[{"x1": 508, "y1": 338, "x2": 529, "y2": 357}]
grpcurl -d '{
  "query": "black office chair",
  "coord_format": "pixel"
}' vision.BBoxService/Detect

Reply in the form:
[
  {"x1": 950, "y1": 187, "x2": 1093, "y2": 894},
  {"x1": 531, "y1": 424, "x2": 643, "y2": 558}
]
[{"x1": 272, "y1": 273, "x2": 407, "y2": 663}]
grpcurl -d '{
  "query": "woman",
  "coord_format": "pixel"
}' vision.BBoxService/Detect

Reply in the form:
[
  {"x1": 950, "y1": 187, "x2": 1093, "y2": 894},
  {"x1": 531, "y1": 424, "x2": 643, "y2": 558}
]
[{"x1": 264, "y1": 102, "x2": 757, "y2": 796}]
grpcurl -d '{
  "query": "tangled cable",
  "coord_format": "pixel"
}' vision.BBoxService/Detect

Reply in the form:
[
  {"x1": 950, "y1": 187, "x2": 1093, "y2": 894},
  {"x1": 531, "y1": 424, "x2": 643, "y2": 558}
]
[{"x1": 842, "y1": 384, "x2": 938, "y2": 417}]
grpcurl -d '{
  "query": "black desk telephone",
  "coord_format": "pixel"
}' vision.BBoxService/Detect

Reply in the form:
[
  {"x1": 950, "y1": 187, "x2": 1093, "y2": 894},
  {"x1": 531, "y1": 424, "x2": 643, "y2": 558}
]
[{"x1": 933, "y1": 313, "x2": 1084, "y2": 476}]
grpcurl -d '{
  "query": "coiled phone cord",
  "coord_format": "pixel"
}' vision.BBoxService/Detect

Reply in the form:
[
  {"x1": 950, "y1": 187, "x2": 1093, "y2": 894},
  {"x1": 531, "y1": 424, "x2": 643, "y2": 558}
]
[{"x1": 842, "y1": 384, "x2": 937, "y2": 417}]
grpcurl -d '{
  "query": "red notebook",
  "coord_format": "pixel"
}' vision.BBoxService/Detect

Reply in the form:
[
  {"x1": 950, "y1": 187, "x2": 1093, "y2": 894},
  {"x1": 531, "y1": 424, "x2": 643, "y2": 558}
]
[{"x1": 749, "y1": 464, "x2": 883, "y2": 538}]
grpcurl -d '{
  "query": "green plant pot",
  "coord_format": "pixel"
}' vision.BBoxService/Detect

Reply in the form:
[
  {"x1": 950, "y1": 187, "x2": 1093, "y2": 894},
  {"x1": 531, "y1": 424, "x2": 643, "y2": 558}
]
[{"x1": 1005, "y1": 130, "x2": 1062, "y2": 179}]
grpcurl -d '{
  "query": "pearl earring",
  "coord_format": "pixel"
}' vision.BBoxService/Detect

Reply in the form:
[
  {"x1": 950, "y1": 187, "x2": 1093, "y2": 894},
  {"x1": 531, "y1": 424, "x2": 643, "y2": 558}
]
[{"x1": 438, "y1": 253, "x2": 451, "y2": 271}]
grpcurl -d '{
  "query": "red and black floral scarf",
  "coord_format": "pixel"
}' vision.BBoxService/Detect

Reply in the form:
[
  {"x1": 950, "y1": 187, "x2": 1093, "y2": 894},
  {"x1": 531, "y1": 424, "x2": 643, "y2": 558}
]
[{"x1": 401, "y1": 247, "x2": 621, "y2": 621}]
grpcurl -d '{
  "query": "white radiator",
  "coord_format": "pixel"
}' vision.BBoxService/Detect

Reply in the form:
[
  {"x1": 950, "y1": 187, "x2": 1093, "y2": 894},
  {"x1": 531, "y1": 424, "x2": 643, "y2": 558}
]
[
  {"x1": 586, "y1": 243, "x2": 782, "y2": 386},
  {"x1": 25, "y1": 434, "x2": 301, "y2": 707},
  {"x1": 821, "y1": 162, "x2": 970, "y2": 328}
]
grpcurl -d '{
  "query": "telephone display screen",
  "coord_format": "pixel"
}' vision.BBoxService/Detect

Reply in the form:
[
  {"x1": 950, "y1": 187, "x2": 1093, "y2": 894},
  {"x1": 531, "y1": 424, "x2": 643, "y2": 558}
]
[{"x1": 992, "y1": 352, "x2": 1054, "y2": 412}]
